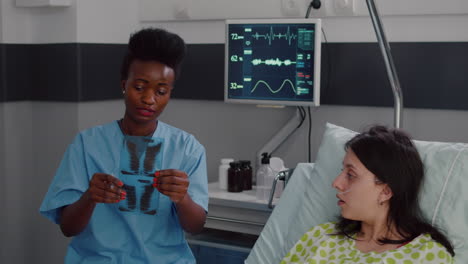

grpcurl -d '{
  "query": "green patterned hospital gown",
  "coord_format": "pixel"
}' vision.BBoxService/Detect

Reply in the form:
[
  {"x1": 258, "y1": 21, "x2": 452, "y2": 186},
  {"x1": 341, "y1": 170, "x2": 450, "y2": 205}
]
[{"x1": 280, "y1": 222, "x2": 453, "y2": 264}]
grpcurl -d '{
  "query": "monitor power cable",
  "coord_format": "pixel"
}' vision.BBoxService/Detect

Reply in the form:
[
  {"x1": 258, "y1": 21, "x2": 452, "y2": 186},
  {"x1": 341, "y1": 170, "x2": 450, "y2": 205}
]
[{"x1": 296, "y1": 106, "x2": 306, "y2": 129}]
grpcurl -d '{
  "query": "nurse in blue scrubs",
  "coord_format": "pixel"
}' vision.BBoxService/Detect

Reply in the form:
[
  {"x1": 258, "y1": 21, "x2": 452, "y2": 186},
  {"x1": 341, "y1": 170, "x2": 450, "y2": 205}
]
[{"x1": 40, "y1": 28, "x2": 208, "y2": 264}]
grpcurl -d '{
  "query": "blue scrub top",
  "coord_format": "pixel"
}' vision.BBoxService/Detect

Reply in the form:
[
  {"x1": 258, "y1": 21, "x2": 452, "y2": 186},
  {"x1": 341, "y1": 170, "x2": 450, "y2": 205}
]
[{"x1": 40, "y1": 121, "x2": 208, "y2": 264}]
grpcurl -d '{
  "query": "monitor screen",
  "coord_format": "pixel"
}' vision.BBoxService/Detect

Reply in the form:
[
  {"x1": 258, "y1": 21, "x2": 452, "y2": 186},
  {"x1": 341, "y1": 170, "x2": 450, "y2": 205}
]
[{"x1": 225, "y1": 18, "x2": 321, "y2": 107}]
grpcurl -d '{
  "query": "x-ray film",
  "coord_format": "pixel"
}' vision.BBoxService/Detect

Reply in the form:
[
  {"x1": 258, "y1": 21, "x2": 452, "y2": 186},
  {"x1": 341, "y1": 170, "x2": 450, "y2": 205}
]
[{"x1": 117, "y1": 136, "x2": 163, "y2": 215}]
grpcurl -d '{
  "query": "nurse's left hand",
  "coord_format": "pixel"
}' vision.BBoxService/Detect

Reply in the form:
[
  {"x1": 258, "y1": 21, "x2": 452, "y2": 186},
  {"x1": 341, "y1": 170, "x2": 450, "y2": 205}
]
[{"x1": 153, "y1": 169, "x2": 189, "y2": 204}]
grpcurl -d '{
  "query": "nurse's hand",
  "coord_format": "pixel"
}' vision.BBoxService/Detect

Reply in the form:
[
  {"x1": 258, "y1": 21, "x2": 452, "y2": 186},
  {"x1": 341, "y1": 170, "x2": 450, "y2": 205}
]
[
  {"x1": 153, "y1": 169, "x2": 189, "y2": 204},
  {"x1": 85, "y1": 173, "x2": 126, "y2": 204},
  {"x1": 60, "y1": 174, "x2": 125, "y2": 237}
]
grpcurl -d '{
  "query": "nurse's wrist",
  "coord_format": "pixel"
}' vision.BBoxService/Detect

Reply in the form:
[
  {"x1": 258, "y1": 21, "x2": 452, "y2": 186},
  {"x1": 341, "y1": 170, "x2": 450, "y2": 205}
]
[
  {"x1": 82, "y1": 190, "x2": 97, "y2": 206},
  {"x1": 174, "y1": 193, "x2": 190, "y2": 207}
]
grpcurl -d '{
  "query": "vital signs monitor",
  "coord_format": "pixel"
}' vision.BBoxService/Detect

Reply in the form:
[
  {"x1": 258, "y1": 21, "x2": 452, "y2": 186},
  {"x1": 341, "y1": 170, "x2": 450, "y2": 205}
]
[{"x1": 225, "y1": 19, "x2": 321, "y2": 107}]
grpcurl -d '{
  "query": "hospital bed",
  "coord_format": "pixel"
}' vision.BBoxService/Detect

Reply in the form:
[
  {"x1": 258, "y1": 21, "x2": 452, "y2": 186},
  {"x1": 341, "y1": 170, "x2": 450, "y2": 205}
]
[{"x1": 246, "y1": 123, "x2": 468, "y2": 263}]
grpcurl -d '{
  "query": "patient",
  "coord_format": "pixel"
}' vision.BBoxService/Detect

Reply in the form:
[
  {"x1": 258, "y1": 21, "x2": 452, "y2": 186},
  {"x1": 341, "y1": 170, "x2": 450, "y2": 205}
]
[{"x1": 281, "y1": 126, "x2": 454, "y2": 263}]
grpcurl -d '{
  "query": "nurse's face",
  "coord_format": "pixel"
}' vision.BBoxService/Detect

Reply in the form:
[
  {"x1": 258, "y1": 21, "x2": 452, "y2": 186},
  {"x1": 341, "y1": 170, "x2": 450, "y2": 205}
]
[
  {"x1": 332, "y1": 150, "x2": 388, "y2": 222},
  {"x1": 122, "y1": 59, "x2": 175, "y2": 124}
]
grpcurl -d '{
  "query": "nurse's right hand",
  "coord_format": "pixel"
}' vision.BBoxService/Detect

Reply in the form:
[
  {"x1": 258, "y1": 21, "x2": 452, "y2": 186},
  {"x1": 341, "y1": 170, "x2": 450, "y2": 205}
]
[
  {"x1": 85, "y1": 173, "x2": 126, "y2": 203},
  {"x1": 60, "y1": 173, "x2": 126, "y2": 237}
]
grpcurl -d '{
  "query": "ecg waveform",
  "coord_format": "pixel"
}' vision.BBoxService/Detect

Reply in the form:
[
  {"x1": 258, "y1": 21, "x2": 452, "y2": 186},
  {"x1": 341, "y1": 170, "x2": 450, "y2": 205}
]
[
  {"x1": 251, "y1": 26, "x2": 297, "y2": 46},
  {"x1": 251, "y1": 58, "x2": 296, "y2": 66}
]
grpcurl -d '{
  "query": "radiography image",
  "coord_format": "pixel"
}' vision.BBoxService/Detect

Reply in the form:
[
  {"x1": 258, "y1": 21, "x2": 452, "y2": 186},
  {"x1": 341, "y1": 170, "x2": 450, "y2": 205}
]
[{"x1": 118, "y1": 136, "x2": 163, "y2": 215}]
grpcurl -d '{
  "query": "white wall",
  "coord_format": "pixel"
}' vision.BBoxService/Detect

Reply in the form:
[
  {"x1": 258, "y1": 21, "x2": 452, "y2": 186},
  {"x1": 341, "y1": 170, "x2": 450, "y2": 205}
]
[
  {"x1": 0, "y1": 105, "x2": 5, "y2": 263},
  {"x1": 0, "y1": 102, "x2": 78, "y2": 262},
  {"x1": 139, "y1": 0, "x2": 468, "y2": 21},
  {"x1": 2, "y1": 102, "x2": 33, "y2": 263},
  {"x1": 76, "y1": 0, "x2": 139, "y2": 44},
  {"x1": 141, "y1": 0, "x2": 468, "y2": 43},
  {"x1": 1, "y1": 0, "x2": 468, "y2": 263},
  {"x1": 0, "y1": 2, "x2": 4, "y2": 256},
  {"x1": 1, "y1": 0, "x2": 77, "y2": 43},
  {"x1": 4, "y1": 0, "x2": 468, "y2": 44},
  {"x1": 1, "y1": 0, "x2": 33, "y2": 43},
  {"x1": 27, "y1": 102, "x2": 78, "y2": 261}
]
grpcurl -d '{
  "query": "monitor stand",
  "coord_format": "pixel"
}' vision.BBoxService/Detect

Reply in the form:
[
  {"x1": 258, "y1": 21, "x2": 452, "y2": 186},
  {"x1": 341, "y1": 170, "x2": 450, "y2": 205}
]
[{"x1": 255, "y1": 108, "x2": 303, "y2": 173}]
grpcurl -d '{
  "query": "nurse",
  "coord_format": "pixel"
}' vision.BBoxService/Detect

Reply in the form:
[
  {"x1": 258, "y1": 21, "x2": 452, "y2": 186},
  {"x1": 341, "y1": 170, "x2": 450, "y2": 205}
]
[{"x1": 40, "y1": 28, "x2": 208, "y2": 263}]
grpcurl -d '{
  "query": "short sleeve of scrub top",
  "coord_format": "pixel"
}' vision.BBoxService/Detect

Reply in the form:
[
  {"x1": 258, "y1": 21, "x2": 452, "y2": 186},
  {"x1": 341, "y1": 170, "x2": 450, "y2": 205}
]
[{"x1": 40, "y1": 133, "x2": 89, "y2": 224}]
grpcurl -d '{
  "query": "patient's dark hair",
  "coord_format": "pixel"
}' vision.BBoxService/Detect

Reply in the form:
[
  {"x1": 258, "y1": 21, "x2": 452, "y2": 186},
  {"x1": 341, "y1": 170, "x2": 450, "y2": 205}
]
[
  {"x1": 335, "y1": 125, "x2": 454, "y2": 256},
  {"x1": 120, "y1": 28, "x2": 186, "y2": 81}
]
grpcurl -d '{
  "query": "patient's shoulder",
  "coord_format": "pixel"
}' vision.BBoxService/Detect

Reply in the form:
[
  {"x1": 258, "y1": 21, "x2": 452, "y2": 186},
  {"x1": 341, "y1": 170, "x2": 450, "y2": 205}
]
[
  {"x1": 413, "y1": 234, "x2": 449, "y2": 250},
  {"x1": 418, "y1": 234, "x2": 452, "y2": 259},
  {"x1": 388, "y1": 233, "x2": 453, "y2": 263}
]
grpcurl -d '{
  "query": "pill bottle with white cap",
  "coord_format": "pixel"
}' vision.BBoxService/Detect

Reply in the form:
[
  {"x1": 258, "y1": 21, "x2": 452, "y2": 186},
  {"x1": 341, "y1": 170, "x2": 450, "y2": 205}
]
[{"x1": 219, "y1": 158, "x2": 234, "y2": 190}]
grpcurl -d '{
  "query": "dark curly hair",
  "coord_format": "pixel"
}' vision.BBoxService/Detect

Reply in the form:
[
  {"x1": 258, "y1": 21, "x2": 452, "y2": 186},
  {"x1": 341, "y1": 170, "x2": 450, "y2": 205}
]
[
  {"x1": 120, "y1": 28, "x2": 186, "y2": 81},
  {"x1": 335, "y1": 125, "x2": 454, "y2": 256}
]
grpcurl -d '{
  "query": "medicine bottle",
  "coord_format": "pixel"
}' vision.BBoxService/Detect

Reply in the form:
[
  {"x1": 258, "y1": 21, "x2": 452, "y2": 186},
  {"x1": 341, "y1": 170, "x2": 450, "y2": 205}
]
[
  {"x1": 219, "y1": 158, "x2": 234, "y2": 190},
  {"x1": 239, "y1": 160, "x2": 252, "y2": 190},
  {"x1": 256, "y1": 153, "x2": 273, "y2": 200},
  {"x1": 228, "y1": 162, "x2": 243, "y2": 192}
]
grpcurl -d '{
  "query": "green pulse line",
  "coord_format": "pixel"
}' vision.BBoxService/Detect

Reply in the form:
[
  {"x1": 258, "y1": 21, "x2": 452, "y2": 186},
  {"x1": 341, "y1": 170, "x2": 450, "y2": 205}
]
[
  {"x1": 252, "y1": 26, "x2": 297, "y2": 46},
  {"x1": 250, "y1": 79, "x2": 296, "y2": 94}
]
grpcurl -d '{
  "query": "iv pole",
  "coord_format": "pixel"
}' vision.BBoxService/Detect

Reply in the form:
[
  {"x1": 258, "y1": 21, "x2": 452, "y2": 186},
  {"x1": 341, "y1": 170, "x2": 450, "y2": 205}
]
[{"x1": 366, "y1": 0, "x2": 403, "y2": 128}]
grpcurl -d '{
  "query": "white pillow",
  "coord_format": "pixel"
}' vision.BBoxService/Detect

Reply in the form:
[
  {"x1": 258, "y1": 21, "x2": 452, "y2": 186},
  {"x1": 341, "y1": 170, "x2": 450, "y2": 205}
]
[
  {"x1": 247, "y1": 123, "x2": 468, "y2": 263},
  {"x1": 415, "y1": 137, "x2": 468, "y2": 262},
  {"x1": 280, "y1": 123, "x2": 354, "y2": 258},
  {"x1": 245, "y1": 163, "x2": 316, "y2": 264}
]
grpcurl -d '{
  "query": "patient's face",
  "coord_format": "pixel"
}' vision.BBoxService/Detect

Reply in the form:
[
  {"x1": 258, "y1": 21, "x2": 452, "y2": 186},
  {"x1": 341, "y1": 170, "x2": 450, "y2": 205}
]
[{"x1": 332, "y1": 150, "x2": 386, "y2": 222}]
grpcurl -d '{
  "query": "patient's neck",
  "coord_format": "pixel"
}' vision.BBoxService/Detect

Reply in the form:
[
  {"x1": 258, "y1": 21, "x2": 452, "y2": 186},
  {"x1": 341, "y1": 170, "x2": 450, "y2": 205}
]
[
  {"x1": 356, "y1": 202, "x2": 401, "y2": 241},
  {"x1": 359, "y1": 221, "x2": 398, "y2": 242},
  {"x1": 355, "y1": 216, "x2": 405, "y2": 253}
]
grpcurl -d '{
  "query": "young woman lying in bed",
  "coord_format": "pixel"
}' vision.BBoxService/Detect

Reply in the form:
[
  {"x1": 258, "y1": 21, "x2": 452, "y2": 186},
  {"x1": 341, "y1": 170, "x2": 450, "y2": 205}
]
[{"x1": 281, "y1": 125, "x2": 454, "y2": 263}]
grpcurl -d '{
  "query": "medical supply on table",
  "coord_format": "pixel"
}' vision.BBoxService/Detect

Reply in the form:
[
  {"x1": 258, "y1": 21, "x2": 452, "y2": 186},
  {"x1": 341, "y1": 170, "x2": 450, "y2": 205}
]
[
  {"x1": 218, "y1": 158, "x2": 234, "y2": 190},
  {"x1": 240, "y1": 160, "x2": 253, "y2": 190},
  {"x1": 269, "y1": 157, "x2": 286, "y2": 198},
  {"x1": 256, "y1": 153, "x2": 274, "y2": 200},
  {"x1": 228, "y1": 162, "x2": 243, "y2": 192}
]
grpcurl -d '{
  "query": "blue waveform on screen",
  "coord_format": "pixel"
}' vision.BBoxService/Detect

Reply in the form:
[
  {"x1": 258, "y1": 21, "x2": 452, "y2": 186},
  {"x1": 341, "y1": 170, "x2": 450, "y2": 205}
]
[
  {"x1": 251, "y1": 26, "x2": 297, "y2": 46},
  {"x1": 251, "y1": 58, "x2": 296, "y2": 66}
]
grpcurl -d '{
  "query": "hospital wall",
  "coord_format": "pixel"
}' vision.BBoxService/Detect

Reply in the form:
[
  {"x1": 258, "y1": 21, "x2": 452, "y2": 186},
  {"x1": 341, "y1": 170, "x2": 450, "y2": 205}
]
[{"x1": 1, "y1": 0, "x2": 468, "y2": 263}]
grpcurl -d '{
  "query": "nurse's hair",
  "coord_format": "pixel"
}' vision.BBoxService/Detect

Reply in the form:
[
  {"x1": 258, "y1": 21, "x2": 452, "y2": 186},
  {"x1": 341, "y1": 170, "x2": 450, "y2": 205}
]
[
  {"x1": 335, "y1": 125, "x2": 454, "y2": 256},
  {"x1": 120, "y1": 28, "x2": 186, "y2": 80}
]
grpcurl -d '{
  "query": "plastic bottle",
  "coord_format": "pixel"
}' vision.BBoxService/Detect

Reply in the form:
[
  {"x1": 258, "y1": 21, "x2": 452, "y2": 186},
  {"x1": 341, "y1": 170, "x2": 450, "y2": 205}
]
[
  {"x1": 228, "y1": 162, "x2": 243, "y2": 192},
  {"x1": 219, "y1": 158, "x2": 234, "y2": 190},
  {"x1": 256, "y1": 153, "x2": 273, "y2": 200},
  {"x1": 239, "y1": 160, "x2": 252, "y2": 190},
  {"x1": 270, "y1": 157, "x2": 286, "y2": 198}
]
